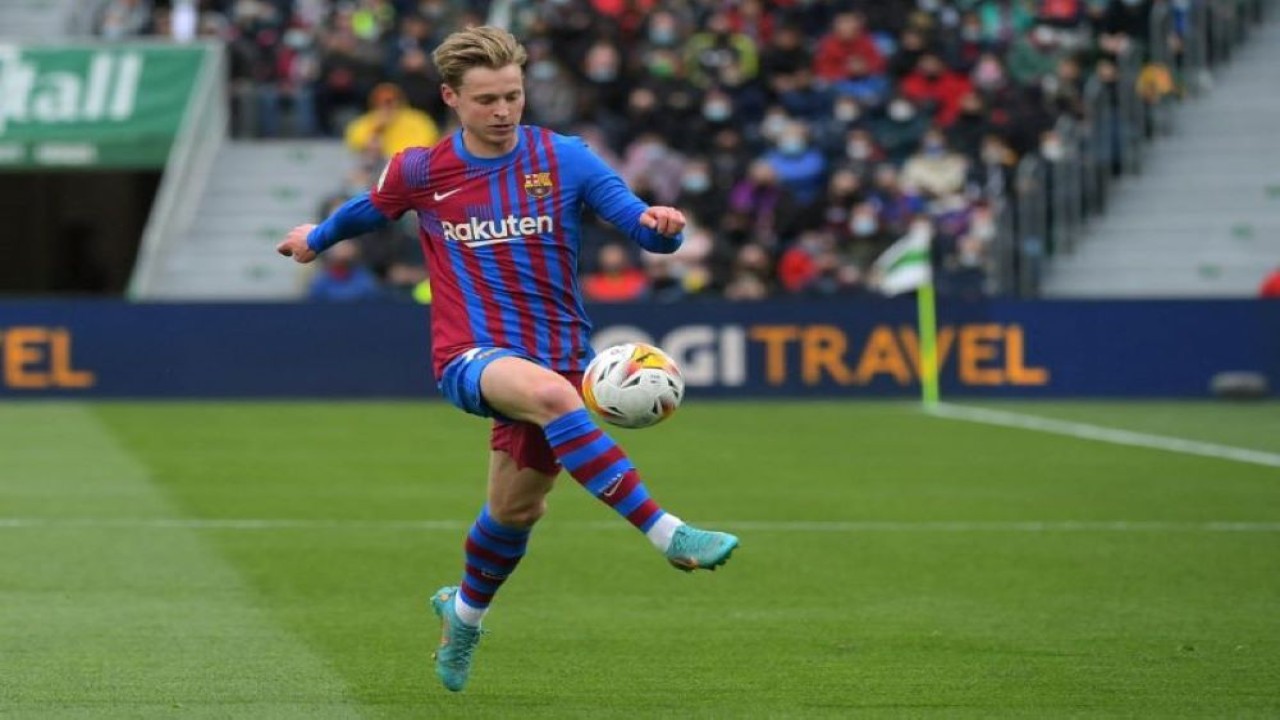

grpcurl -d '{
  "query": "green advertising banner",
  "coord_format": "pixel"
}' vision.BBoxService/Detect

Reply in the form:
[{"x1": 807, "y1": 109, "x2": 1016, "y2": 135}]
[{"x1": 0, "y1": 43, "x2": 207, "y2": 169}]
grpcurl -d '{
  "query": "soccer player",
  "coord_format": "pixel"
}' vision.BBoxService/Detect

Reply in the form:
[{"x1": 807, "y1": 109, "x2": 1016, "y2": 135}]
[{"x1": 275, "y1": 26, "x2": 739, "y2": 693}]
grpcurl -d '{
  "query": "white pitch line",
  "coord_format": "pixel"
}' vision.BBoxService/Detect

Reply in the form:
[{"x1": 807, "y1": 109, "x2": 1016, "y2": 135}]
[
  {"x1": 0, "y1": 518, "x2": 1278, "y2": 532},
  {"x1": 928, "y1": 402, "x2": 1280, "y2": 469}
]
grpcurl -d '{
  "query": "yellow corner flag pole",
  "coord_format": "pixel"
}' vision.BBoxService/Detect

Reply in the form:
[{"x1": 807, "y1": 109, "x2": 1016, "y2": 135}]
[{"x1": 917, "y1": 281, "x2": 940, "y2": 409}]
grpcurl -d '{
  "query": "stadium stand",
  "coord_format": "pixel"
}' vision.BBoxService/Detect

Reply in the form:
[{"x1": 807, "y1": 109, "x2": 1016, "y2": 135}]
[
  {"x1": 59, "y1": 0, "x2": 1276, "y2": 301},
  {"x1": 0, "y1": 0, "x2": 80, "y2": 39},
  {"x1": 142, "y1": 140, "x2": 355, "y2": 299},
  {"x1": 1043, "y1": 15, "x2": 1280, "y2": 296}
]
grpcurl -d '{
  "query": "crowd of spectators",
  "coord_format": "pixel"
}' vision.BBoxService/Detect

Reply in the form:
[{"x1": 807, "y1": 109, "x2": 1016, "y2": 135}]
[{"x1": 88, "y1": 0, "x2": 1173, "y2": 302}]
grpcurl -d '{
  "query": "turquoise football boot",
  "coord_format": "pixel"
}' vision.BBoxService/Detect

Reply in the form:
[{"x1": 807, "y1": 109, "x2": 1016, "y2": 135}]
[
  {"x1": 430, "y1": 586, "x2": 483, "y2": 692},
  {"x1": 664, "y1": 525, "x2": 739, "y2": 572}
]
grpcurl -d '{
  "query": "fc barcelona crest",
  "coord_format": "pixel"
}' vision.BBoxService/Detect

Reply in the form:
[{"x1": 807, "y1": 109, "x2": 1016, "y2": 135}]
[{"x1": 524, "y1": 172, "x2": 553, "y2": 199}]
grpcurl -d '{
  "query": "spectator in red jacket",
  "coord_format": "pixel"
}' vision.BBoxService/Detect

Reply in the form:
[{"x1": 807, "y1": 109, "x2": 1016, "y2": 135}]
[
  {"x1": 900, "y1": 53, "x2": 974, "y2": 127},
  {"x1": 813, "y1": 10, "x2": 886, "y2": 82},
  {"x1": 584, "y1": 244, "x2": 650, "y2": 302},
  {"x1": 1261, "y1": 267, "x2": 1280, "y2": 298}
]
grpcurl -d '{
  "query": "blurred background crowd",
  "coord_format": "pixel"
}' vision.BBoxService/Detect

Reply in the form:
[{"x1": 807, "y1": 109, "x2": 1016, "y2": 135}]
[{"x1": 85, "y1": 0, "x2": 1196, "y2": 302}]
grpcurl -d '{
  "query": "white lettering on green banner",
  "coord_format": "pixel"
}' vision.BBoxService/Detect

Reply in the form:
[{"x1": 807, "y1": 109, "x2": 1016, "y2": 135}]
[{"x1": 0, "y1": 44, "x2": 207, "y2": 169}]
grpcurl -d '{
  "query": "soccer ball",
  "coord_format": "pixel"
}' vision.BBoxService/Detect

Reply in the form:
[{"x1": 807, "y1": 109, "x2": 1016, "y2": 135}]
[{"x1": 582, "y1": 342, "x2": 684, "y2": 429}]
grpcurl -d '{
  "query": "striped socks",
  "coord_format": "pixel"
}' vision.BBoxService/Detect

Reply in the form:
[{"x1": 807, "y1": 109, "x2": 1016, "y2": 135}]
[
  {"x1": 455, "y1": 505, "x2": 530, "y2": 626},
  {"x1": 453, "y1": 410, "x2": 686, "y2": 626},
  {"x1": 544, "y1": 409, "x2": 683, "y2": 551}
]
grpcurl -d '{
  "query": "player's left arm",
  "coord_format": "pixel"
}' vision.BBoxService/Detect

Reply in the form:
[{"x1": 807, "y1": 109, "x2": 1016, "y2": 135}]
[{"x1": 573, "y1": 140, "x2": 684, "y2": 254}]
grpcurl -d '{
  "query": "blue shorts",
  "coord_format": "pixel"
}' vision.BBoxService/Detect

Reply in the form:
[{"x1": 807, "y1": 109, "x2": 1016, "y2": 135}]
[
  {"x1": 437, "y1": 347, "x2": 530, "y2": 419},
  {"x1": 438, "y1": 346, "x2": 589, "y2": 474}
]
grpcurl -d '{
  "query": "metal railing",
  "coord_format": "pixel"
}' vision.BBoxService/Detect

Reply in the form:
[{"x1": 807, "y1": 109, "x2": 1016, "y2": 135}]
[{"x1": 990, "y1": 0, "x2": 1272, "y2": 296}]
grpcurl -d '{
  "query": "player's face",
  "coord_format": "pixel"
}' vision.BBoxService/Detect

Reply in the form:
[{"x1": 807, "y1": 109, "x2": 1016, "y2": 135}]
[{"x1": 443, "y1": 64, "x2": 525, "y2": 157}]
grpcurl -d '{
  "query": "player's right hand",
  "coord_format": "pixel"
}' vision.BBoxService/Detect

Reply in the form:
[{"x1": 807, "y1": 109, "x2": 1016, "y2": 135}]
[{"x1": 277, "y1": 224, "x2": 318, "y2": 264}]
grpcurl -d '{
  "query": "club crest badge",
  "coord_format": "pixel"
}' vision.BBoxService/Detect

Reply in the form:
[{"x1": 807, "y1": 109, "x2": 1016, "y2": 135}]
[{"x1": 524, "y1": 172, "x2": 553, "y2": 199}]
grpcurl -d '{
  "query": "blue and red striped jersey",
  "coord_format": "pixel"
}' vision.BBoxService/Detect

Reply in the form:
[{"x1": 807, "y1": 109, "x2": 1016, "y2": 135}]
[{"x1": 369, "y1": 126, "x2": 680, "y2": 377}]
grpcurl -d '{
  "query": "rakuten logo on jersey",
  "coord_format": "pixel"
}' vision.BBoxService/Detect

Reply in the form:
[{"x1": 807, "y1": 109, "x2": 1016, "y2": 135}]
[{"x1": 441, "y1": 214, "x2": 553, "y2": 247}]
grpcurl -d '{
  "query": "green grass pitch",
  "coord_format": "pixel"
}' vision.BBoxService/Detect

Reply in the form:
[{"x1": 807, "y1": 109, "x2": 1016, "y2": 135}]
[{"x1": 2, "y1": 400, "x2": 1278, "y2": 718}]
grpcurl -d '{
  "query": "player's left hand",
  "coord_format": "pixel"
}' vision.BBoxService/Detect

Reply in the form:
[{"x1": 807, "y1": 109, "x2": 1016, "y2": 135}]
[{"x1": 640, "y1": 206, "x2": 686, "y2": 237}]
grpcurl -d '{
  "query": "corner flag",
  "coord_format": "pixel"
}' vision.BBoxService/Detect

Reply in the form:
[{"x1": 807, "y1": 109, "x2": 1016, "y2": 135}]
[{"x1": 873, "y1": 224, "x2": 939, "y2": 408}]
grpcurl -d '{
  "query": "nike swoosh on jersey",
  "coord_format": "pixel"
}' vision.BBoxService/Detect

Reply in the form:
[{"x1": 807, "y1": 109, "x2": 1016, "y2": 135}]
[{"x1": 433, "y1": 188, "x2": 463, "y2": 201}]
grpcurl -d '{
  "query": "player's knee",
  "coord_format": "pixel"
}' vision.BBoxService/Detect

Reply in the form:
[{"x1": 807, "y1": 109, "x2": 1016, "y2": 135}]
[
  {"x1": 527, "y1": 378, "x2": 582, "y2": 422},
  {"x1": 490, "y1": 497, "x2": 547, "y2": 528}
]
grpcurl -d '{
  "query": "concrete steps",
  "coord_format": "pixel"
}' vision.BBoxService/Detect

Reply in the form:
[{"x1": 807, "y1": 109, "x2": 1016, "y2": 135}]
[
  {"x1": 148, "y1": 140, "x2": 354, "y2": 300},
  {"x1": 1044, "y1": 15, "x2": 1280, "y2": 298},
  {"x1": 0, "y1": 0, "x2": 76, "y2": 39}
]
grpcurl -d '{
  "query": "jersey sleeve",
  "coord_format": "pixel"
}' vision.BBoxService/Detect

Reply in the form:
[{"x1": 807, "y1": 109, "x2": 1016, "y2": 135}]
[
  {"x1": 569, "y1": 139, "x2": 683, "y2": 254},
  {"x1": 368, "y1": 148, "x2": 428, "y2": 219}
]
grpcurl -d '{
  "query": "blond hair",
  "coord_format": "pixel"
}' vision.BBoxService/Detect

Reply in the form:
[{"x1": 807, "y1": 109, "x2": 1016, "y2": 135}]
[{"x1": 432, "y1": 26, "x2": 528, "y2": 89}]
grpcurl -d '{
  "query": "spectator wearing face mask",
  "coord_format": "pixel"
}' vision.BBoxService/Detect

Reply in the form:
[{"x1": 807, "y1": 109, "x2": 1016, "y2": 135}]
[
  {"x1": 975, "y1": 0, "x2": 1036, "y2": 50},
  {"x1": 685, "y1": 11, "x2": 760, "y2": 89},
  {"x1": 940, "y1": 203, "x2": 998, "y2": 299},
  {"x1": 707, "y1": 127, "x2": 753, "y2": 205},
  {"x1": 1007, "y1": 25, "x2": 1064, "y2": 85},
  {"x1": 901, "y1": 53, "x2": 975, "y2": 127},
  {"x1": 723, "y1": 243, "x2": 775, "y2": 300},
  {"x1": 873, "y1": 96, "x2": 930, "y2": 165},
  {"x1": 641, "y1": 9, "x2": 689, "y2": 52},
  {"x1": 1044, "y1": 56, "x2": 1087, "y2": 119},
  {"x1": 948, "y1": 92, "x2": 994, "y2": 161},
  {"x1": 888, "y1": 28, "x2": 929, "y2": 80},
  {"x1": 778, "y1": 231, "x2": 852, "y2": 295},
  {"x1": 523, "y1": 42, "x2": 580, "y2": 131},
  {"x1": 385, "y1": 14, "x2": 441, "y2": 115},
  {"x1": 839, "y1": 128, "x2": 888, "y2": 180},
  {"x1": 830, "y1": 54, "x2": 892, "y2": 108},
  {"x1": 759, "y1": 24, "x2": 812, "y2": 96},
  {"x1": 316, "y1": 5, "x2": 386, "y2": 134},
  {"x1": 727, "y1": 161, "x2": 803, "y2": 249},
  {"x1": 1097, "y1": 0, "x2": 1153, "y2": 59},
  {"x1": 578, "y1": 41, "x2": 632, "y2": 147},
  {"x1": 846, "y1": 200, "x2": 895, "y2": 266},
  {"x1": 815, "y1": 95, "x2": 869, "y2": 157},
  {"x1": 763, "y1": 121, "x2": 829, "y2": 207},
  {"x1": 902, "y1": 129, "x2": 970, "y2": 200},
  {"x1": 718, "y1": 60, "x2": 769, "y2": 125},
  {"x1": 676, "y1": 158, "x2": 726, "y2": 229},
  {"x1": 970, "y1": 133, "x2": 1018, "y2": 192},
  {"x1": 940, "y1": 11, "x2": 988, "y2": 71},
  {"x1": 817, "y1": 169, "x2": 865, "y2": 242},
  {"x1": 580, "y1": 39, "x2": 628, "y2": 111},
  {"x1": 696, "y1": 88, "x2": 740, "y2": 140},
  {"x1": 776, "y1": 68, "x2": 831, "y2": 122},
  {"x1": 867, "y1": 164, "x2": 927, "y2": 237},
  {"x1": 725, "y1": 0, "x2": 775, "y2": 46},
  {"x1": 621, "y1": 134, "x2": 686, "y2": 206},
  {"x1": 626, "y1": 49, "x2": 701, "y2": 149},
  {"x1": 971, "y1": 52, "x2": 1012, "y2": 99},
  {"x1": 969, "y1": 52, "x2": 1050, "y2": 154},
  {"x1": 583, "y1": 244, "x2": 650, "y2": 303},
  {"x1": 813, "y1": 11, "x2": 886, "y2": 82}
]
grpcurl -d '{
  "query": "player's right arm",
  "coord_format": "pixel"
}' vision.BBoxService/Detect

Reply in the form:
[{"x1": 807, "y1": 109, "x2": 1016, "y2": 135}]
[
  {"x1": 276, "y1": 149, "x2": 422, "y2": 264},
  {"x1": 276, "y1": 193, "x2": 389, "y2": 264}
]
